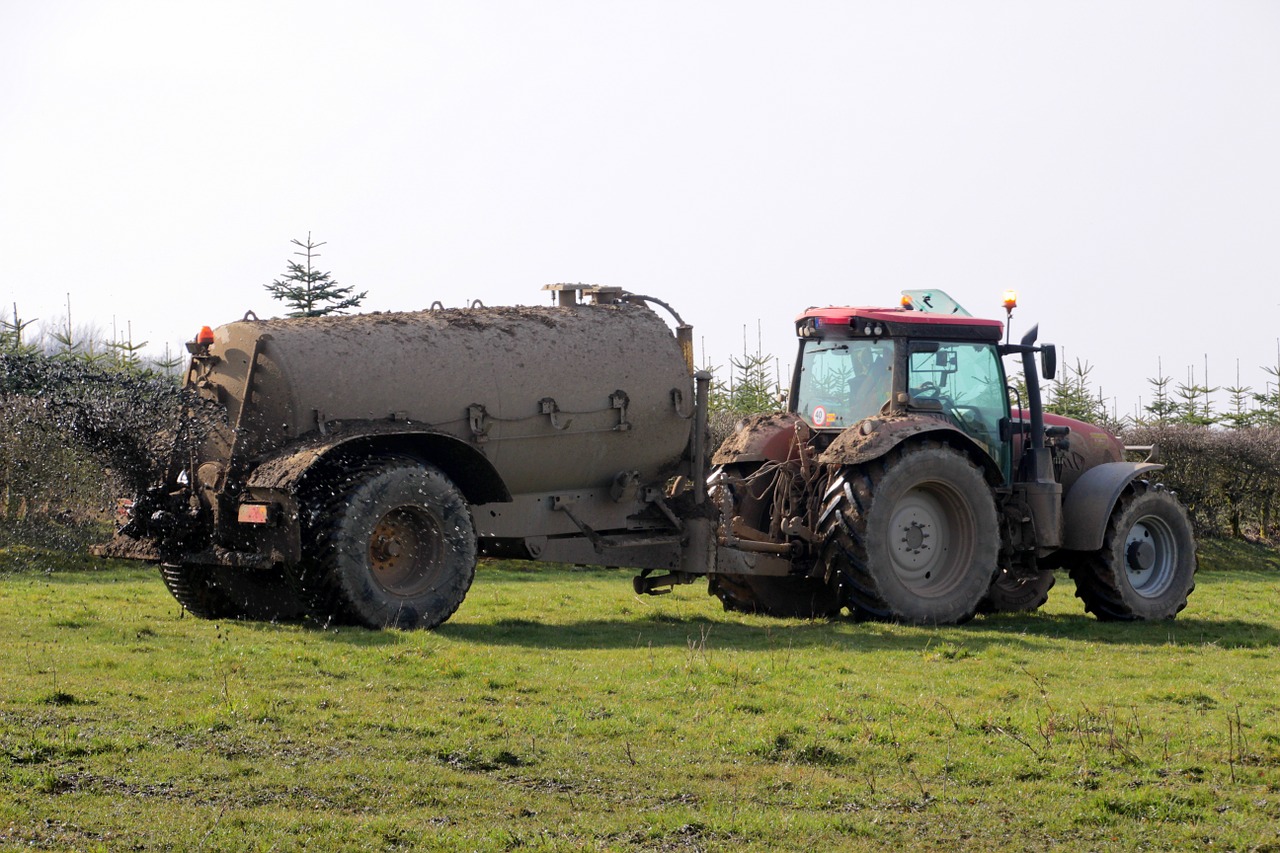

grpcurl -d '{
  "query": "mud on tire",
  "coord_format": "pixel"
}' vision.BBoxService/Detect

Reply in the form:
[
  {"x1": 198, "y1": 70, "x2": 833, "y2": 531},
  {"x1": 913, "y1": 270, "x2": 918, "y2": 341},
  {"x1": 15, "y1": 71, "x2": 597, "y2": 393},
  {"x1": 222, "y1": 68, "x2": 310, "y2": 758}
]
[
  {"x1": 1069, "y1": 482, "x2": 1196, "y2": 621},
  {"x1": 299, "y1": 455, "x2": 477, "y2": 630},
  {"x1": 819, "y1": 441, "x2": 999, "y2": 625}
]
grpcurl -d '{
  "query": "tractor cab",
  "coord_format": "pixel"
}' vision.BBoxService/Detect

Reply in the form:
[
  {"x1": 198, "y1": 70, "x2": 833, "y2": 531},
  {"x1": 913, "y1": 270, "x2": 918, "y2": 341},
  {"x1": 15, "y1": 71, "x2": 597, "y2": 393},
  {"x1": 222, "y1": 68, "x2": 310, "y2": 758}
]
[{"x1": 791, "y1": 290, "x2": 1012, "y2": 477}]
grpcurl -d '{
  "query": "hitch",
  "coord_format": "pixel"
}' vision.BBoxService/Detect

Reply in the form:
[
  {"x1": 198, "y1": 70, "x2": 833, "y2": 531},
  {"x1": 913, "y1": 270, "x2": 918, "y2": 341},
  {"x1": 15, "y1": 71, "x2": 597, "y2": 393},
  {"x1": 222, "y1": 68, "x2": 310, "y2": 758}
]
[{"x1": 633, "y1": 571, "x2": 698, "y2": 596}]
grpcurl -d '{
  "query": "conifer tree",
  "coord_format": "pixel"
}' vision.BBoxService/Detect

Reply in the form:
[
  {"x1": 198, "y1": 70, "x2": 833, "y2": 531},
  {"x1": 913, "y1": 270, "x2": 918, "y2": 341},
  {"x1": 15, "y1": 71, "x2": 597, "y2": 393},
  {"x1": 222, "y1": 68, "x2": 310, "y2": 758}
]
[{"x1": 263, "y1": 233, "x2": 366, "y2": 317}]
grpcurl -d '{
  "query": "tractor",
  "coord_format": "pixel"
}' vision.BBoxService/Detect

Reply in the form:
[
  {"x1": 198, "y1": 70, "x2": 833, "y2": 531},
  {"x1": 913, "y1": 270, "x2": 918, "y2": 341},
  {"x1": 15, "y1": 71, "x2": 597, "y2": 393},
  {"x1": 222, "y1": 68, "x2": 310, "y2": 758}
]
[{"x1": 705, "y1": 289, "x2": 1196, "y2": 623}]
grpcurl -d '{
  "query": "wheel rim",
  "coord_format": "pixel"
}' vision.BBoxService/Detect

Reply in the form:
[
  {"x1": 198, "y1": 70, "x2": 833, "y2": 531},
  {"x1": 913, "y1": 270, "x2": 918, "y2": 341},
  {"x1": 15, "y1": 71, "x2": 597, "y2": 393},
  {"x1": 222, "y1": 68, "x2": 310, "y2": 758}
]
[
  {"x1": 367, "y1": 506, "x2": 446, "y2": 598},
  {"x1": 886, "y1": 483, "x2": 975, "y2": 597},
  {"x1": 1123, "y1": 514, "x2": 1178, "y2": 598}
]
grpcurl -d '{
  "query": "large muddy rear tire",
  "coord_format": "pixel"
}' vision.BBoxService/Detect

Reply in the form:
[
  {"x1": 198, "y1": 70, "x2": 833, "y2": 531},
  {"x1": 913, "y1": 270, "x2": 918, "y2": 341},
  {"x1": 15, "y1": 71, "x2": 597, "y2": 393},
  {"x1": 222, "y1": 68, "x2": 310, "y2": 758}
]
[
  {"x1": 820, "y1": 442, "x2": 999, "y2": 624},
  {"x1": 302, "y1": 457, "x2": 477, "y2": 630},
  {"x1": 1069, "y1": 483, "x2": 1196, "y2": 621},
  {"x1": 160, "y1": 564, "x2": 307, "y2": 622},
  {"x1": 707, "y1": 464, "x2": 842, "y2": 619}
]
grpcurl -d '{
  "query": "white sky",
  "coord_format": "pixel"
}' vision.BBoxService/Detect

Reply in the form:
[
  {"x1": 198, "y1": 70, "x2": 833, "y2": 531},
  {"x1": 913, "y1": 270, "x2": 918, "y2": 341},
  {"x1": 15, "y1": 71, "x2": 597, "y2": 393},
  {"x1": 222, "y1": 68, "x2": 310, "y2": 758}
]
[{"x1": 3, "y1": 1, "x2": 1278, "y2": 417}]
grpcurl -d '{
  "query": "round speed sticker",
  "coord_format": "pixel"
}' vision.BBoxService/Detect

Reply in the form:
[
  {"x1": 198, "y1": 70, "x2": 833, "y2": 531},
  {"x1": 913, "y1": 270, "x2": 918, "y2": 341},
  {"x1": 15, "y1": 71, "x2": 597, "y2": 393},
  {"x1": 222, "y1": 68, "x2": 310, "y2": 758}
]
[{"x1": 811, "y1": 406, "x2": 827, "y2": 427}]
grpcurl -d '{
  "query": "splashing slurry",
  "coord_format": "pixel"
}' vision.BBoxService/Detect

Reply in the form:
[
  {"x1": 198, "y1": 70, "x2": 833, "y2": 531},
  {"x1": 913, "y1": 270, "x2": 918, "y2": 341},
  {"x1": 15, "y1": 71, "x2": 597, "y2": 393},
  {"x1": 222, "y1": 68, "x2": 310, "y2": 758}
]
[{"x1": 0, "y1": 353, "x2": 197, "y2": 554}]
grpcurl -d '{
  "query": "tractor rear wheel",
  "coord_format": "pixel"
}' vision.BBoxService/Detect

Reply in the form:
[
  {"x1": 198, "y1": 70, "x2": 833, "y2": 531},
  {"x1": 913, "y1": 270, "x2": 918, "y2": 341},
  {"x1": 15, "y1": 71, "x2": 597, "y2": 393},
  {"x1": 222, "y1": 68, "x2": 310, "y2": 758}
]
[
  {"x1": 820, "y1": 442, "x2": 999, "y2": 624},
  {"x1": 301, "y1": 456, "x2": 477, "y2": 629},
  {"x1": 1069, "y1": 483, "x2": 1195, "y2": 621},
  {"x1": 707, "y1": 464, "x2": 842, "y2": 619},
  {"x1": 160, "y1": 563, "x2": 307, "y2": 622}
]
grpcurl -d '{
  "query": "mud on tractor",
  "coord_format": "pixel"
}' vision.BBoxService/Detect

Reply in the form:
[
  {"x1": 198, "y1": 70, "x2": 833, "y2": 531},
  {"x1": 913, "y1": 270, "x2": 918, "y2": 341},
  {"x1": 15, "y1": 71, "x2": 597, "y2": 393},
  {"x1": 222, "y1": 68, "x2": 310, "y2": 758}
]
[
  {"x1": 96, "y1": 285, "x2": 1195, "y2": 628},
  {"x1": 707, "y1": 289, "x2": 1195, "y2": 623}
]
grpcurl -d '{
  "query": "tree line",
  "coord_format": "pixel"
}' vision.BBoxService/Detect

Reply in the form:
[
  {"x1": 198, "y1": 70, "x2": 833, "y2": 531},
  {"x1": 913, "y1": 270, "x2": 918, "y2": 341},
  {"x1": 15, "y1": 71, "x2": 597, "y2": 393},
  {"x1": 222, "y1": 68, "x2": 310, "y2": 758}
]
[{"x1": 4, "y1": 246, "x2": 1278, "y2": 547}]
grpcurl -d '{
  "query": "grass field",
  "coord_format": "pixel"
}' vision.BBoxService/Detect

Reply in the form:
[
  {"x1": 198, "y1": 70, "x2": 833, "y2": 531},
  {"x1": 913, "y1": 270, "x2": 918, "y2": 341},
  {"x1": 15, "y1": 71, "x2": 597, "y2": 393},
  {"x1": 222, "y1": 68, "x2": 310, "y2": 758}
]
[{"x1": 2, "y1": 539, "x2": 1279, "y2": 851}]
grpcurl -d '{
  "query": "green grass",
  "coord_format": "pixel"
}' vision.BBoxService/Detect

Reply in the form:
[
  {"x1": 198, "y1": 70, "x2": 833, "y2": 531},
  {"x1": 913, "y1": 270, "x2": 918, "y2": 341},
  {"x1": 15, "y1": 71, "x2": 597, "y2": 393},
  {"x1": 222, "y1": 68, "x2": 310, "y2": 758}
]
[{"x1": 2, "y1": 539, "x2": 1279, "y2": 851}]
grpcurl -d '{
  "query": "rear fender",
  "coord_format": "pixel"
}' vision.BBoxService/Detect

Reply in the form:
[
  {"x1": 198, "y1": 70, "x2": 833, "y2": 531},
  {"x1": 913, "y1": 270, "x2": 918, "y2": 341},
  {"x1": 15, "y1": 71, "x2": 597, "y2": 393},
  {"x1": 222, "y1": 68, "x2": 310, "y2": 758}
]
[
  {"x1": 711, "y1": 412, "x2": 805, "y2": 466},
  {"x1": 245, "y1": 426, "x2": 511, "y2": 504},
  {"x1": 1061, "y1": 462, "x2": 1164, "y2": 551},
  {"x1": 817, "y1": 415, "x2": 1002, "y2": 482}
]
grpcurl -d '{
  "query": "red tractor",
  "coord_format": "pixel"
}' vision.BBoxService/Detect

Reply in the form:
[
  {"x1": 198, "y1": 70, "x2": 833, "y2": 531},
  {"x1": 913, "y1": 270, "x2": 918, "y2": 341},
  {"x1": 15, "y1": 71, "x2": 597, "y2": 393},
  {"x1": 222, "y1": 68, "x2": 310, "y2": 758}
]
[{"x1": 706, "y1": 289, "x2": 1196, "y2": 623}]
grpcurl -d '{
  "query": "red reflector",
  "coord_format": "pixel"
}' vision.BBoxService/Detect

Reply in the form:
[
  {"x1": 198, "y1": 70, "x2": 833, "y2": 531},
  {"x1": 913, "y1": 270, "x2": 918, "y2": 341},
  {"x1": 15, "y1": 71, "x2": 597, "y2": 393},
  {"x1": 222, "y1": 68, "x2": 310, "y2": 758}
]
[
  {"x1": 197, "y1": 325, "x2": 215, "y2": 346},
  {"x1": 237, "y1": 504, "x2": 270, "y2": 525}
]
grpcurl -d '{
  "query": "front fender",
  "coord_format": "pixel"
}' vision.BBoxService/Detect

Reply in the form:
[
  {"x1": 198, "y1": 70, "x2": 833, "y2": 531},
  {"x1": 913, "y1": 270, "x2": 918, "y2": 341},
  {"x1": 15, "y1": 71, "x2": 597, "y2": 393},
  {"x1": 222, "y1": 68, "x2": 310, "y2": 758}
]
[{"x1": 1061, "y1": 461, "x2": 1164, "y2": 551}]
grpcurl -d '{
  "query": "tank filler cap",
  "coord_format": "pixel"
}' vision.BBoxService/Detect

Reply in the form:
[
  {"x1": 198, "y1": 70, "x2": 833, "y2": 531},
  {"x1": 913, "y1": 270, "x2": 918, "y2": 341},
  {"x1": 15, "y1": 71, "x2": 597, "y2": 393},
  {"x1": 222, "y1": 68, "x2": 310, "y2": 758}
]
[{"x1": 543, "y1": 283, "x2": 628, "y2": 306}]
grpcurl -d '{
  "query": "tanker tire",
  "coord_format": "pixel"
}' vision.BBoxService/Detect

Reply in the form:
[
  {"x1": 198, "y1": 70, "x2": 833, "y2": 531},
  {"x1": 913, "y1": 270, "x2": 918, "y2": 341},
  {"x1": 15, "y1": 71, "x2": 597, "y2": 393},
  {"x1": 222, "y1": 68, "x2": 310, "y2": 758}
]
[
  {"x1": 159, "y1": 564, "x2": 308, "y2": 622},
  {"x1": 1069, "y1": 483, "x2": 1196, "y2": 621},
  {"x1": 707, "y1": 464, "x2": 842, "y2": 619},
  {"x1": 304, "y1": 457, "x2": 477, "y2": 630},
  {"x1": 819, "y1": 442, "x2": 999, "y2": 625},
  {"x1": 977, "y1": 569, "x2": 1055, "y2": 614}
]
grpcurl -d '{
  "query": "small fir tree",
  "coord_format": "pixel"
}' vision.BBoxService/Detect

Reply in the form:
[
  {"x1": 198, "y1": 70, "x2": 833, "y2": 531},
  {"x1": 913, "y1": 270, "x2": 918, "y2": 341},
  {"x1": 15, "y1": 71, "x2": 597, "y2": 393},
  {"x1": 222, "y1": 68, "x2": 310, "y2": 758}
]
[
  {"x1": 1221, "y1": 360, "x2": 1255, "y2": 430},
  {"x1": 1174, "y1": 363, "x2": 1218, "y2": 426},
  {"x1": 0, "y1": 303, "x2": 38, "y2": 355},
  {"x1": 263, "y1": 233, "x2": 366, "y2": 318},
  {"x1": 1142, "y1": 360, "x2": 1179, "y2": 426},
  {"x1": 1045, "y1": 359, "x2": 1106, "y2": 424}
]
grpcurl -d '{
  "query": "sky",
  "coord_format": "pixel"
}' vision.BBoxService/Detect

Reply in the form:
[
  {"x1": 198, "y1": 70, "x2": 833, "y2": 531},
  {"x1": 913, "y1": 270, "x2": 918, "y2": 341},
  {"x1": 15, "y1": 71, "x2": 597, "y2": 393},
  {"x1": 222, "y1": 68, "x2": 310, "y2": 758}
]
[{"x1": 2, "y1": 0, "x2": 1278, "y2": 419}]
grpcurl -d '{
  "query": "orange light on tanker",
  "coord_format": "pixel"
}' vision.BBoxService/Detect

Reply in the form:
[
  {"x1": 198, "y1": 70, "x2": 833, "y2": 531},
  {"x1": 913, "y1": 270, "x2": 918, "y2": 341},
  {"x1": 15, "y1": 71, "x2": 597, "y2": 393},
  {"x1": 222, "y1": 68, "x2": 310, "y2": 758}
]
[
  {"x1": 196, "y1": 326, "x2": 215, "y2": 346},
  {"x1": 1002, "y1": 290, "x2": 1018, "y2": 310},
  {"x1": 237, "y1": 503, "x2": 270, "y2": 525},
  {"x1": 901, "y1": 294, "x2": 915, "y2": 310}
]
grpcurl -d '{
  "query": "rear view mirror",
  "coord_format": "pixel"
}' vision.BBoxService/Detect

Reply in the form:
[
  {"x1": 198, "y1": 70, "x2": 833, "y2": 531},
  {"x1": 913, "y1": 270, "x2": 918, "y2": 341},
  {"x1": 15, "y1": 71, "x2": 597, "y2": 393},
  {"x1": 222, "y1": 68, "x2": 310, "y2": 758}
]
[{"x1": 1040, "y1": 344, "x2": 1057, "y2": 382}]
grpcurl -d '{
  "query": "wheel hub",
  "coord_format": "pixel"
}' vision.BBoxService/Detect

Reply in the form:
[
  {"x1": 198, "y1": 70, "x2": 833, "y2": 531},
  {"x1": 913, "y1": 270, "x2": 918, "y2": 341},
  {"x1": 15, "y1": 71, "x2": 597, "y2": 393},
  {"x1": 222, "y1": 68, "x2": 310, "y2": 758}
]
[
  {"x1": 1123, "y1": 517, "x2": 1178, "y2": 599},
  {"x1": 367, "y1": 507, "x2": 443, "y2": 597},
  {"x1": 901, "y1": 521, "x2": 930, "y2": 554},
  {"x1": 1126, "y1": 538, "x2": 1155, "y2": 573},
  {"x1": 887, "y1": 492, "x2": 945, "y2": 581}
]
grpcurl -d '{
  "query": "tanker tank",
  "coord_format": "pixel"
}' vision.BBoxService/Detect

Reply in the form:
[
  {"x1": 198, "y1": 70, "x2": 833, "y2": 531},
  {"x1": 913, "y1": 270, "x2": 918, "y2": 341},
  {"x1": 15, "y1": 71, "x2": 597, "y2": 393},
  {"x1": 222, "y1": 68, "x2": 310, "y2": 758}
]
[{"x1": 198, "y1": 301, "x2": 695, "y2": 495}]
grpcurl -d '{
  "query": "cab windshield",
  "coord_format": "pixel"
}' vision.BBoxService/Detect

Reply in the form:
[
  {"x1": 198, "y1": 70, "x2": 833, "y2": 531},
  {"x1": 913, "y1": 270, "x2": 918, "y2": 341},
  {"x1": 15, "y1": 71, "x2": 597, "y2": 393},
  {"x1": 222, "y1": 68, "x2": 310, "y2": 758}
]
[{"x1": 794, "y1": 339, "x2": 893, "y2": 430}]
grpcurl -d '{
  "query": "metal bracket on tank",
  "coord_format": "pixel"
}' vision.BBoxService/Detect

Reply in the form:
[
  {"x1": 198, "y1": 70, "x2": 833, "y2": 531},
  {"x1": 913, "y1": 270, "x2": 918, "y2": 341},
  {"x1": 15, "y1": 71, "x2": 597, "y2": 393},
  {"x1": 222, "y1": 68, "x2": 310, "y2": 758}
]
[
  {"x1": 671, "y1": 388, "x2": 694, "y2": 419},
  {"x1": 610, "y1": 390, "x2": 630, "y2": 431},
  {"x1": 468, "y1": 403, "x2": 491, "y2": 442},
  {"x1": 538, "y1": 398, "x2": 572, "y2": 430}
]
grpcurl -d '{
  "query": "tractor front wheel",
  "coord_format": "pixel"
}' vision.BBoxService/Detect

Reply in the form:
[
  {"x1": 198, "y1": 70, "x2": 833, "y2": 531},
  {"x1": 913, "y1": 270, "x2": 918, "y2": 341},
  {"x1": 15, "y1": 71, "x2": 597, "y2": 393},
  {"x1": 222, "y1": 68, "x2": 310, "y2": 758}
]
[
  {"x1": 1069, "y1": 483, "x2": 1196, "y2": 621},
  {"x1": 978, "y1": 569, "x2": 1056, "y2": 614}
]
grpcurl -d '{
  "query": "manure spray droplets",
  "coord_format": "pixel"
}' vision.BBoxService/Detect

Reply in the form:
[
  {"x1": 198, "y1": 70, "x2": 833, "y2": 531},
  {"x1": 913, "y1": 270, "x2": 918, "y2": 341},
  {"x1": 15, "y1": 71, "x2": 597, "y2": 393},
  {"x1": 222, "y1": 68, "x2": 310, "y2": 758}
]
[{"x1": 0, "y1": 352, "x2": 225, "y2": 553}]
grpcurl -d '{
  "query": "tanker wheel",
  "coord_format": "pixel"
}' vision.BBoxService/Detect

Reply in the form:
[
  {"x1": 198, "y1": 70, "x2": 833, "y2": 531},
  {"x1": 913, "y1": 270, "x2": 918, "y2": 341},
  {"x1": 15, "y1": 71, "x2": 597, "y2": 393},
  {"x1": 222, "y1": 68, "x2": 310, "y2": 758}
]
[
  {"x1": 820, "y1": 441, "x2": 998, "y2": 624},
  {"x1": 707, "y1": 464, "x2": 841, "y2": 619},
  {"x1": 977, "y1": 569, "x2": 1055, "y2": 614},
  {"x1": 159, "y1": 563, "x2": 308, "y2": 622},
  {"x1": 1069, "y1": 483, "x2": 1196, "y2": 621},
  {"x1": 304, "y1": 456, "x2": 477, "y2": 630}
]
